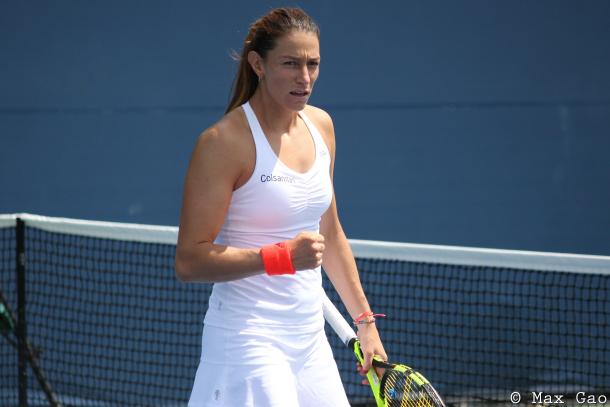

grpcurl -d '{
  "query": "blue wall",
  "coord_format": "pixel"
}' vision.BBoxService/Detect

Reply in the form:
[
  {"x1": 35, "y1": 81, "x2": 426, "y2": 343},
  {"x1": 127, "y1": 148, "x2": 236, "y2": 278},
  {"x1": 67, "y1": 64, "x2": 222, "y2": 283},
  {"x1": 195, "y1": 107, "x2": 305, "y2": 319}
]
[{"x1": 1, "y1": 1, "x2": 609, "y2": 255}]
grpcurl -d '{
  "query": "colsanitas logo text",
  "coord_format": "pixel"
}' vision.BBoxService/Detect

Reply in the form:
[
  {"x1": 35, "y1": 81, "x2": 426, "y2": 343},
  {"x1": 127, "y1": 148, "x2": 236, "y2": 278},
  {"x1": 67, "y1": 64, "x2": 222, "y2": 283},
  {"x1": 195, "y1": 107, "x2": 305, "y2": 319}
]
[{"x1": 260, "y1": 173, "x2": 296, "y2": 184}]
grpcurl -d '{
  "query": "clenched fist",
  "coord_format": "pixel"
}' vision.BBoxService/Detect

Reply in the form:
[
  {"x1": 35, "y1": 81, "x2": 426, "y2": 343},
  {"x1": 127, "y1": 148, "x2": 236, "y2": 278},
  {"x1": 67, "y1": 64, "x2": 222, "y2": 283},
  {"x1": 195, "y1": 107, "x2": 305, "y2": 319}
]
[{"x1": 285, "y1": 232, "x2": 325, "y2": 270}]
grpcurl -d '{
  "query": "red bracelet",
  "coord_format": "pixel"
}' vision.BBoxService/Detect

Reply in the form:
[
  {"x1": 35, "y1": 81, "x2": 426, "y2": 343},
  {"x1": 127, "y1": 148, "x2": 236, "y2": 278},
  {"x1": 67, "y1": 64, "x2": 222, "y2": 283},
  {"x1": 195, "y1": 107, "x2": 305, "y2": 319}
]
[
  {"x1": 260, "y1": 242, "x2": 296, "y2": 276},
  {"x1": 353, "y1": 311, "x2": 386, "y2": 325}
]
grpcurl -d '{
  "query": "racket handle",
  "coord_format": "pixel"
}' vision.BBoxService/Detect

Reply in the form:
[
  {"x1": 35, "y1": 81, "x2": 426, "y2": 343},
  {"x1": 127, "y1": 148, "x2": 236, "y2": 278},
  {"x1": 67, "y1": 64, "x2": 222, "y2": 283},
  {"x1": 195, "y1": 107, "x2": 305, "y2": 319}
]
[{"x1": 353, "y1": 341, "x2": 384, "y2": 407}]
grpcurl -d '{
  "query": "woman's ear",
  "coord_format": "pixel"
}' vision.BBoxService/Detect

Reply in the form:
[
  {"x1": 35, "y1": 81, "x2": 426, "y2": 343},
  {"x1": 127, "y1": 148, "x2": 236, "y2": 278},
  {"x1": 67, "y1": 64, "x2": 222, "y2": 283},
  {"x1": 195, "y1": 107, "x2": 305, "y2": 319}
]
[{"x1": 247, "y1": 50, "x2": 264, "y2": 81}]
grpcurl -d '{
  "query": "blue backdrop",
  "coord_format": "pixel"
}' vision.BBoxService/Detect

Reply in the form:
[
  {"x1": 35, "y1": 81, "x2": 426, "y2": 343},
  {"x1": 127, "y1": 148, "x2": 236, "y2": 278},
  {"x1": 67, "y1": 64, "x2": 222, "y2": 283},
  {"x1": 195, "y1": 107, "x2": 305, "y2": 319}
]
[{"x1": 1, "y1": 0, "x2": 609, "y2": 255}]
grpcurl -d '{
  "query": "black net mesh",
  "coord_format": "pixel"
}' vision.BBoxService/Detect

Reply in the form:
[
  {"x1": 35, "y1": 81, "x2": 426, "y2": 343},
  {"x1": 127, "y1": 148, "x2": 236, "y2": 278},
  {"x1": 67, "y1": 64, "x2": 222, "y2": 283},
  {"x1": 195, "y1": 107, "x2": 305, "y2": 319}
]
[
  {"x1": 326, "y1": 259, "x2": 610, "y2": 404},
  {"x1": 0, "y1": 225, "x2": 17, "y2": 403},
  {"x1": 0, "y1": 218, "x2": 609, "y2": 406},
  {"x1": 2, "y1": 225, "x2": 209, "y2": 406}
]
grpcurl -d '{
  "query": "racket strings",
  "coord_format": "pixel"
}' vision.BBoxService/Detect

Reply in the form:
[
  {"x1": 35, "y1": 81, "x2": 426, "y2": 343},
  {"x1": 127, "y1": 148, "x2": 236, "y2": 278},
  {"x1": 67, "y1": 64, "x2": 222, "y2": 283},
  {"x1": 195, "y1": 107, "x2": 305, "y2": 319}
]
[{"x1": 382, "y1": 368, "x2": 438, "y2": 407}]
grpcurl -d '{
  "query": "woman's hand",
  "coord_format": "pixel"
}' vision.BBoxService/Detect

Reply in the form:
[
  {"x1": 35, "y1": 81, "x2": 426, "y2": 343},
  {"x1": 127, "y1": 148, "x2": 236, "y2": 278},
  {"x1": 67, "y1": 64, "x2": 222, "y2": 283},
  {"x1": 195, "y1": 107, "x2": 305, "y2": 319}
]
[
  {"x1": 285, "y1": 231, "x2": 325, "y2": 270},
  {"x1": 356, "y1": 322, "x2": 387, "y2": 385}
]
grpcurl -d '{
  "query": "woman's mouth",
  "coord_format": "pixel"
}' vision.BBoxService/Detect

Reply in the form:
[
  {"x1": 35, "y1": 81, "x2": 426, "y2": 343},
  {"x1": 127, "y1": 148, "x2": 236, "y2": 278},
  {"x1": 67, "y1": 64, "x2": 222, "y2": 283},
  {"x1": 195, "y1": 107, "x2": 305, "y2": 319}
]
[{"x1": 290, "y1": 90, "x2": 310, "y2": 97}]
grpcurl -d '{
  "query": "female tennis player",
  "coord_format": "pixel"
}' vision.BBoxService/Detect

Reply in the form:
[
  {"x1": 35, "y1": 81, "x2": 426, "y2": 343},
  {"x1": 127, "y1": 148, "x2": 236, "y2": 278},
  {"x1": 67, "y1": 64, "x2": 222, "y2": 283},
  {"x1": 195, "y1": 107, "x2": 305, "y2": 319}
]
[{"x1": 175, "y1": 7, "x2": 387, "y2": 406}]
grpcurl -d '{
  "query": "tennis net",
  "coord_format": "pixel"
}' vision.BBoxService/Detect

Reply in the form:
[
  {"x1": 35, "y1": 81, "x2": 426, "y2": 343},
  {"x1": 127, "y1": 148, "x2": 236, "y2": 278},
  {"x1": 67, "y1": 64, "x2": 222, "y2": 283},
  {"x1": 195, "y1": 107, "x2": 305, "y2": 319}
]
[{"x1": 0, "y1": 213, "x2": 608, "y2": 406}]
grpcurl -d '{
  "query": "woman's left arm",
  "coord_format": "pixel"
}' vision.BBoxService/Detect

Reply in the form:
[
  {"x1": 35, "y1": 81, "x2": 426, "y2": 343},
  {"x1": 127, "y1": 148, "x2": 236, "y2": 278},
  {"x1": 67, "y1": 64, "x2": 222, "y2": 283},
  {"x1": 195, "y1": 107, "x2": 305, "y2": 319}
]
[{"x1": 312, "y1": 107, "x2": 387, "y2": 377}]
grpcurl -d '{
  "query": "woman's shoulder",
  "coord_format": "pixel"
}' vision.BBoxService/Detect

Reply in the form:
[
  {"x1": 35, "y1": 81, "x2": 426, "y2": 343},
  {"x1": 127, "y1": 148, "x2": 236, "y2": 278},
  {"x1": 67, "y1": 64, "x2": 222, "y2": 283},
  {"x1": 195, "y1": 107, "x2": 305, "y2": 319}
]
[
  {"x1": 197, "y1": 107, "x2": 250, "y2": 148},
  {"x1": 303, "y1": 104, "x2": 335, "y2": 144},
  {"x1": 193, "y1": 107, "x2": 253, "y2": 167},
  {"x1": 303, "y1": 104, "x2": 333, "y2": 127}
]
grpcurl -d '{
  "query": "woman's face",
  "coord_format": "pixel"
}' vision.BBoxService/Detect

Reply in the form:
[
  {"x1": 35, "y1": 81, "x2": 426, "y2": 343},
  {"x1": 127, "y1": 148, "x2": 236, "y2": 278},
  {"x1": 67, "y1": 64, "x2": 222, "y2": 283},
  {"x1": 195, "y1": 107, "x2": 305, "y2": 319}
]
[{"x1": 253, "y1": 30, "x2": 320, "y2": 111}]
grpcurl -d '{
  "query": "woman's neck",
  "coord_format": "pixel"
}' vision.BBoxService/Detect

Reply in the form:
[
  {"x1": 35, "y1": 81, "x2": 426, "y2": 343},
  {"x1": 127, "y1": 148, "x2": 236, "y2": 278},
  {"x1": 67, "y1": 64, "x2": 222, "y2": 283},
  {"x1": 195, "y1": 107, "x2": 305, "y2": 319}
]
[{"x1": 248, "y1": 88, "x2": 299, "y2": 136}]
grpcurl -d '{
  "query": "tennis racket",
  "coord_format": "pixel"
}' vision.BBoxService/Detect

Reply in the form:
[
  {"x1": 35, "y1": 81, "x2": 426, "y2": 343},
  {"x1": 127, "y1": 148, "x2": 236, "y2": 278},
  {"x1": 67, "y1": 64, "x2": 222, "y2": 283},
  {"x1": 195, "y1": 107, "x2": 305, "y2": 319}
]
[{"x1": 322, "y1": 294, "x2": 446, "y2": 407}]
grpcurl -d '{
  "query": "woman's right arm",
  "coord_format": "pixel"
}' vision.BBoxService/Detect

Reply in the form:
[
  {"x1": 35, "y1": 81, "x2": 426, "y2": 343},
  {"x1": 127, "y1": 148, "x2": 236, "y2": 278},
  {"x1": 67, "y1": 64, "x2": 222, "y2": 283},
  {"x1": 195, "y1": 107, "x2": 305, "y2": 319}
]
[
  {"x1": 174, "y1": 126, "x2": 265, "y2": 283},
  {"x1": 175, "y1": 124, "x2": 325, "y2": 283}
]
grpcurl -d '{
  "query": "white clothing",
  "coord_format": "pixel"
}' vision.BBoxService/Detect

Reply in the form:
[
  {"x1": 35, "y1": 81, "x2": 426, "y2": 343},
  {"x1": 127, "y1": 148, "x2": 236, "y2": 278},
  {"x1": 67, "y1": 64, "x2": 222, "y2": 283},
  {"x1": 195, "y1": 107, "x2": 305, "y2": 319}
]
[
  {"x1": 203, "y1": 101, "x2": 334, "y2": 335},
  {"x1": 189, "y1": 102, "x2": 347, "y2": 406},
  {"x1": 188, "y1": 325, "x2": 350, "y2": 407}
]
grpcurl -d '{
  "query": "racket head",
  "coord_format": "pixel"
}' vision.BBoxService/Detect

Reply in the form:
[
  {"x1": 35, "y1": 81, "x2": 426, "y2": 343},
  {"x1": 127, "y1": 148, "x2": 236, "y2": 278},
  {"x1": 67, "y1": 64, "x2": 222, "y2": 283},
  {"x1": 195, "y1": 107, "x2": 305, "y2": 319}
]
[{"x1": 378, "y1": 363, "x2": 446, "y2": 407}]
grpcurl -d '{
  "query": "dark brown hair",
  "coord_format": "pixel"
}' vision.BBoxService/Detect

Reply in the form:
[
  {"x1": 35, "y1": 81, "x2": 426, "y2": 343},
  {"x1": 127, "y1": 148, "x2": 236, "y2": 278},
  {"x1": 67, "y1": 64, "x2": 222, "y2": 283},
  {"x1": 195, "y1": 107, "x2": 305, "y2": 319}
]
[{"x1": 225, "y1": 7, "x2": 320, "y2": 114}]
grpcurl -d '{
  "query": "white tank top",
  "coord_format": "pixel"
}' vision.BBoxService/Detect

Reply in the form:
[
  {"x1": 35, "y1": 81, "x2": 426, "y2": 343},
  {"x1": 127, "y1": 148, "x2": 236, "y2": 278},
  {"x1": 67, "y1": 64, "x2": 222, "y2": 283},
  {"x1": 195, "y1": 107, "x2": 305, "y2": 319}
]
[{"x1": 203, "y1": 101, "x2": 333, "y2": 334}]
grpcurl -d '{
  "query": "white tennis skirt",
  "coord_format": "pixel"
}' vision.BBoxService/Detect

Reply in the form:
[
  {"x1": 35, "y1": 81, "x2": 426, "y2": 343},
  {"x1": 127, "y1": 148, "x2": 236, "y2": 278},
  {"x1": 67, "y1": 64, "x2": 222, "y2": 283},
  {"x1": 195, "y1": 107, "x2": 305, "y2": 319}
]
[{"x1": 188, "y1": 324, "x2": 350, "y2": 407}]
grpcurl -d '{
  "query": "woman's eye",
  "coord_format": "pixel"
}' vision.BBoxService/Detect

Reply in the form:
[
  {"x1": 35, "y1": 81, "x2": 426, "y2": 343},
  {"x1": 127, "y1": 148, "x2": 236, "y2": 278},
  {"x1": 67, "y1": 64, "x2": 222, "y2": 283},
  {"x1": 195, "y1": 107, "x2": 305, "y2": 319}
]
[{"x1": 283, "y1": 60, "x2": 318, "y2": 68}]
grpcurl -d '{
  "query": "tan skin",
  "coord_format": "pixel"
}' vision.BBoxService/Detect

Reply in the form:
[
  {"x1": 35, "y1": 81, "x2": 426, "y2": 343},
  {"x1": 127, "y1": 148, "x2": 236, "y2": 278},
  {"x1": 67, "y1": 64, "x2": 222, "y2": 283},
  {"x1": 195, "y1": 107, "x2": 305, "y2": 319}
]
[{"x1": 175, "y1": 30, "x2": 386, "y2": 383}]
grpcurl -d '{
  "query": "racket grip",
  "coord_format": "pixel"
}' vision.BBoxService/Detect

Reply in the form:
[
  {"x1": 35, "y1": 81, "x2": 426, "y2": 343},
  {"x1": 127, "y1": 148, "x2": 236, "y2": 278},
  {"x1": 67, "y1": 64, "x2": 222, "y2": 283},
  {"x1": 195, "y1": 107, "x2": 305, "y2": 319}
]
[{"x1": 353, "y1": 341, "x2": 384, "y2": 407}]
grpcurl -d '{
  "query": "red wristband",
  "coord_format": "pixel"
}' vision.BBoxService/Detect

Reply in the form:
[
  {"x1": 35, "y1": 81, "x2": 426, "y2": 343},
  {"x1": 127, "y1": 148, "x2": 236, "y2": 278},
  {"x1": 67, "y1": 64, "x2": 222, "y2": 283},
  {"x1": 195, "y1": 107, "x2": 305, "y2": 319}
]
[{"x1": 260, "y1": 242, "x2": 296, "y2": 276}]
